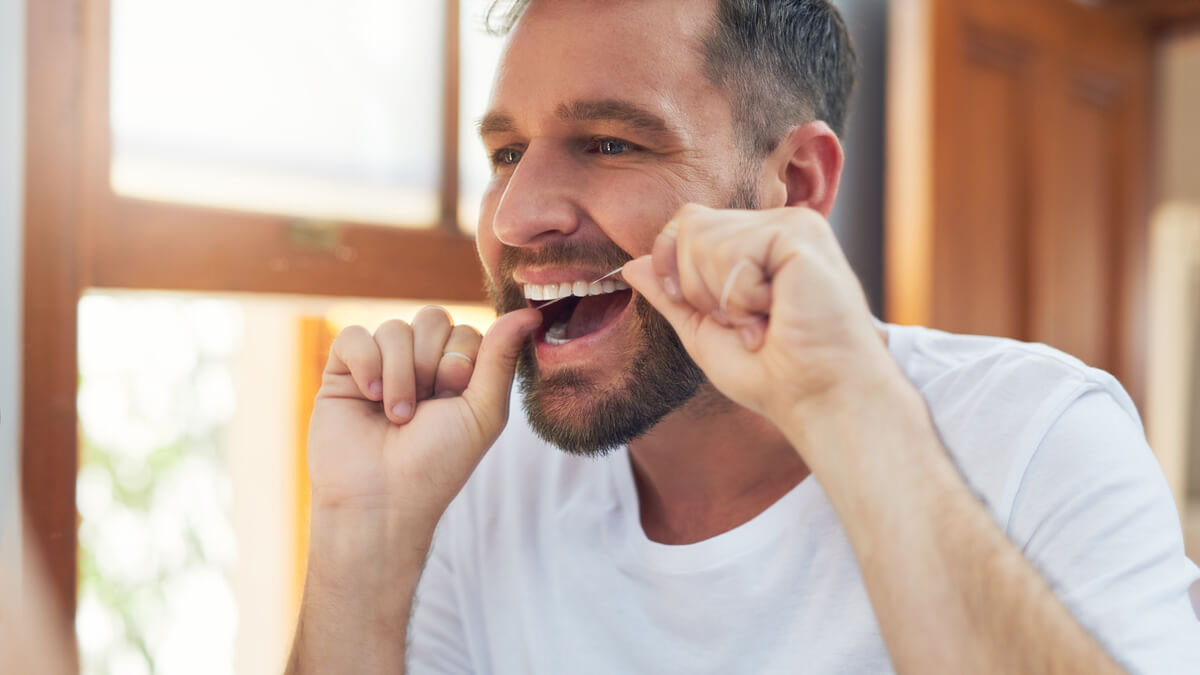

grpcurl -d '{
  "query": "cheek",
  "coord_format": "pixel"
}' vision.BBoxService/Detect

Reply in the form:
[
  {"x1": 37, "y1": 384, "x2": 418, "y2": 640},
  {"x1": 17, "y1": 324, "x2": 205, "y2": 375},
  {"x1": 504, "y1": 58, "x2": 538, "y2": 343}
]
[
  {"x1": 475, "y1": 186, "x2": 505, "y2": 281},
  {"x1": 585, "y1": 177, "x2": 699, "y2": 256}
]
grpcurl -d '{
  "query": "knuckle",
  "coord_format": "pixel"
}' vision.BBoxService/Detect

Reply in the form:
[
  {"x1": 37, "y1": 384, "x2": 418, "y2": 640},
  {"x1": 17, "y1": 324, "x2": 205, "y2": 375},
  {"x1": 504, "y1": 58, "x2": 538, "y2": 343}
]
[
  {"x1": 676, "y1": 202, "x2": 706, "y2": 221},
  {"x1": 452, "y1": 323, "x2": 482, "y2": 339},
  {"x1": 448, "y1": 325, "x2": 483, "y2": 347},
  {"x1": 335, "y1": 324, "x2": 370, "y2": 346},
  {"x1": 374, "y1": 318, "x2": 412, "y2": 341},
  {"x1": 413, "y1": 305, "x2": 453, "y2": 327}
]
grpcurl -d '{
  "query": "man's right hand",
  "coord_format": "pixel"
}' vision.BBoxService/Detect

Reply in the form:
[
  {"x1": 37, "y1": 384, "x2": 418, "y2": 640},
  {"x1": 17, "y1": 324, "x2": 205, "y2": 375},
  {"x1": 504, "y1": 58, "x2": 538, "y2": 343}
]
[
  {"x1": 288, "y1": 305, "x2": 540, "y2": 674},
  {"x1": 306, "y1": 305, "x2": 540, "y2": 538}
]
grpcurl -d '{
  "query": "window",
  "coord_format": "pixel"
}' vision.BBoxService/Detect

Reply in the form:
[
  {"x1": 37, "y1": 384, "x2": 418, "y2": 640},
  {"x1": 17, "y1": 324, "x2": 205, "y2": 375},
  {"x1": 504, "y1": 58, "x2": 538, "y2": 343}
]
[{"x1": 22, "y1": 2, "x2": 509, "y2": 671}]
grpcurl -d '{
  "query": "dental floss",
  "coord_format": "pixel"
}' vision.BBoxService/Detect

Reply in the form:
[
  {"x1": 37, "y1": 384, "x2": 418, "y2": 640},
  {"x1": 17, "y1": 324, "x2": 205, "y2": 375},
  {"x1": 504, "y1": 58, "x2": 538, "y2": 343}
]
[{"x1": 534, "y1": 266, "x2": 625, "y2": 310}]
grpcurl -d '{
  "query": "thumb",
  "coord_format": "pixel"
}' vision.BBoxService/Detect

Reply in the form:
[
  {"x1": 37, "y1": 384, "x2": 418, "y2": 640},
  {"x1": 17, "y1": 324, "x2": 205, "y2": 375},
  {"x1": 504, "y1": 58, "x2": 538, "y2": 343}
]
[{"x1": 461, "y1": 307, "x2": 541, "y2": 432}]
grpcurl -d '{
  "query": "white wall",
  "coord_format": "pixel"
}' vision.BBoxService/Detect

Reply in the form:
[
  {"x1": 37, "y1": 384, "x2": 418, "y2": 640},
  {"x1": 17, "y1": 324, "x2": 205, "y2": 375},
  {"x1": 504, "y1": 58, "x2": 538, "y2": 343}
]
[
  {"x1": 0, "y1": 0, "x2": 26, "y2": 567},
  {"x1": 830, "y1": 0, "x2": 887, "y2": 316},
  {"x1": 1155, "y1": 32, "x2": 1200, "y2": 567}
]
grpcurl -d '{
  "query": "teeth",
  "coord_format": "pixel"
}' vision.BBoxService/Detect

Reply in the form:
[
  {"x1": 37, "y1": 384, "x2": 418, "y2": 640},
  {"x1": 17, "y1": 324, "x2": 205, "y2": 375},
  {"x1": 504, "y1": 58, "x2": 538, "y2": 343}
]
[
  {"x1": 545, "y1": 320, "x2": 571, "y2": 344},
  {"x1": 523, "y1": 275, "x2": 629, "y2": 300}
]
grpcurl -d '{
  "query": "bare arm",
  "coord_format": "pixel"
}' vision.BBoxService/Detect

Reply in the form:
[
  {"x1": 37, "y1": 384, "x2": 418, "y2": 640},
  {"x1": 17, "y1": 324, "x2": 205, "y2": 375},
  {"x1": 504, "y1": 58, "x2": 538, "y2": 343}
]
[
  {"x1": 780, "y1": 376, "x2": 1126, "y2": 674},
  {"x1": 284, "y1": 510, "x2": 425, "y2": 674}
]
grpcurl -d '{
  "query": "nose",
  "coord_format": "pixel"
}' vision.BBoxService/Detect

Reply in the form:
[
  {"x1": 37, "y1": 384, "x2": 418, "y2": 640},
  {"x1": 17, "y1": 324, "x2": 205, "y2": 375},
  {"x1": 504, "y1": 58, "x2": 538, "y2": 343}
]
[{"x1": 490, "y1": 143, "x2": 581, "y2": 247}]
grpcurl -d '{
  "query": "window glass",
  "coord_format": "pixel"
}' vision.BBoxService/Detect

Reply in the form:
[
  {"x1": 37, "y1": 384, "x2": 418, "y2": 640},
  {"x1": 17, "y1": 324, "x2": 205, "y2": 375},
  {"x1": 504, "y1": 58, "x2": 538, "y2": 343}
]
[
  {"x1": 76, "y1": 292, "x2": 493, "y2": 675},
  {"x1": 110, "y1": 0, "x2": 445, "y2": 227},
  {"x1": 458, "y1": 1, "x2": 507, "y2": 233}
]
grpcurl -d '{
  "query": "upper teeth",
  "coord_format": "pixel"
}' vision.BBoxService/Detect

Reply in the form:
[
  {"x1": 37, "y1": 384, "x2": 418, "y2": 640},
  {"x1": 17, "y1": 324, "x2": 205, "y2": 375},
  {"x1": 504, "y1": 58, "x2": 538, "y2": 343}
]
[{"x1": 523, "y1": 278, "x2": 629, "y2": 301}]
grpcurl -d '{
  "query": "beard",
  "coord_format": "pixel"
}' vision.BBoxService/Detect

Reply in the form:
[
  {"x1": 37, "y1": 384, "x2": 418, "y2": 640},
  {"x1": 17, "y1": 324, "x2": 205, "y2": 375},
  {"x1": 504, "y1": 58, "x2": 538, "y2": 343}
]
[{"x1": 485, "y1": 179, "x2": 760, "y2": 457}]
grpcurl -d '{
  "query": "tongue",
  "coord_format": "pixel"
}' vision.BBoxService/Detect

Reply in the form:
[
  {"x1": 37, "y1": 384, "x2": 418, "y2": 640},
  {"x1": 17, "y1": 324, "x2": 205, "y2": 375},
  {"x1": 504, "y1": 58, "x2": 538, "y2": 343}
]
[{"x1": 566, "y1": 290, "x2": 632, "y2": 340}]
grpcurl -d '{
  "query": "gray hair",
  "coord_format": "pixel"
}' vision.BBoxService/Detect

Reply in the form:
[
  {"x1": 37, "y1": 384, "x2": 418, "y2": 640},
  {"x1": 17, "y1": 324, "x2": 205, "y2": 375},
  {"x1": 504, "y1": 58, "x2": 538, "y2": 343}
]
[{"x1": 484, "y1": 0, "x2": 858, "y2": 156}]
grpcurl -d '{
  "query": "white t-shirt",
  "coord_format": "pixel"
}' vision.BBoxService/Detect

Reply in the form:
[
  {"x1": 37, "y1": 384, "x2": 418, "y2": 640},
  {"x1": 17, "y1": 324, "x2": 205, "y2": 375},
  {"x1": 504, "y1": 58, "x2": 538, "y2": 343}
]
[{"x1": 409, "y1": 323, "x2": 1200, "y2": 674}]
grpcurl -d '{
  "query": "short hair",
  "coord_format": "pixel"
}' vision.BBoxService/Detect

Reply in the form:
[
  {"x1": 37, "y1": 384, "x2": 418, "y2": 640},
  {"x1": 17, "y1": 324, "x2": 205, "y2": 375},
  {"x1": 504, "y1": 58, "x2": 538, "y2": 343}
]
[{"x1": 484, "y1": 0, "x2": 858, "y2": 157}]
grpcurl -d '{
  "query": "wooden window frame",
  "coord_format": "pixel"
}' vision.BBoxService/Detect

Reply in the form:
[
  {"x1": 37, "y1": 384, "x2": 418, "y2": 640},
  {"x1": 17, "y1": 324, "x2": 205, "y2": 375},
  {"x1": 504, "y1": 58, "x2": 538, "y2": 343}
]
[{"x1": 22, "y1": 0, "x2": 483, "y2": 666}]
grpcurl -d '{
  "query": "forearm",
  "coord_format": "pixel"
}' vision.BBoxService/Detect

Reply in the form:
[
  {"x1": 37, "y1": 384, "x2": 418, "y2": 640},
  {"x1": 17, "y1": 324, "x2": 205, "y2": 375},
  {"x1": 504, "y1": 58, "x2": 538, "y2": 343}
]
[
  {"x1": 778, "y1": 375, "x2": 1126, "y2": 674},
  {"x1": 285, "y1": 508, "x2": 431, "y2": 675}
]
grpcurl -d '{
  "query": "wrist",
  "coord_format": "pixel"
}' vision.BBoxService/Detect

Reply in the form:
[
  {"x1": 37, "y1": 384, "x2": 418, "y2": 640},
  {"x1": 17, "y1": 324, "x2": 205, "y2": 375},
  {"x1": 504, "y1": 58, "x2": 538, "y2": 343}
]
[
  {"x1": 305, "y1": 505, "x2": 433, "y2": 604},
  {"x1": 772, "y1": 367, "x2": 947, "y2": 494}
]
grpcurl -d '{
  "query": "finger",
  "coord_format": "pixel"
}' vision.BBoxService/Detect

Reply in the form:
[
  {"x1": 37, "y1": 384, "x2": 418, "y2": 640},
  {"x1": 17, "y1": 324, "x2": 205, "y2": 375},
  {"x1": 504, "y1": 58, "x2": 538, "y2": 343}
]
[
  {"x1": 461, "y1": 308, "x2": 542, "y2": 436},
  {"x1": 434, "y1": 325, "x2": 483, "y2": 397},
  {"x1": 621, "y1": 256, "x2": 702, "y2": 338},
  {"x1": 626, "y1": 256, "x2": 759, "y2": 359},
  {"x1": 651, "y1": 219, "x2": 682, "y2": 300},
  {"x1": 674, "y1": 223, "x2": 722, "y2": 317},
  {"x1": 411, "y1": 306, "x2": 454, "y2": 400},
  {"x1": 373, "y1": 319, "x2": 417, "y2": 423},
  {"x1": 714, "y1": 255, "x2": 772, "y2": 324},
  {"x1": 325, "y1": 325, "x2": 383, "y2": 400}
]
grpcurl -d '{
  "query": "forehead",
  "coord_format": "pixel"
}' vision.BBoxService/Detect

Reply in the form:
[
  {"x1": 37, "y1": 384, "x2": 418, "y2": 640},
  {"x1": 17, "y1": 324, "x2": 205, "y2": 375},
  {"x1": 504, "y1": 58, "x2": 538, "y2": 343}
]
[{"x1": 488, "y1": 0, "x2": 727, "y2": 132}]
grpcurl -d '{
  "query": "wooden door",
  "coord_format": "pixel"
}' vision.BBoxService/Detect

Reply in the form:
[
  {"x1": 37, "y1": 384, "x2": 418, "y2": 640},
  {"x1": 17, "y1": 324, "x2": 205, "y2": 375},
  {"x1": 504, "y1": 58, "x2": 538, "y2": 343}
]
[{"x1": 887, "y1": 0, "x2": 1152, "y2": 402}]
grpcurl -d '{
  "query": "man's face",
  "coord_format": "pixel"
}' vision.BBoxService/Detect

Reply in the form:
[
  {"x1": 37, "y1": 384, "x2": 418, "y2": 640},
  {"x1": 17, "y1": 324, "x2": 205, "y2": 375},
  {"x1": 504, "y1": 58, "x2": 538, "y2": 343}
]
[{"x1": 477, "y1": 0, "x2": 758, "y2": 455}]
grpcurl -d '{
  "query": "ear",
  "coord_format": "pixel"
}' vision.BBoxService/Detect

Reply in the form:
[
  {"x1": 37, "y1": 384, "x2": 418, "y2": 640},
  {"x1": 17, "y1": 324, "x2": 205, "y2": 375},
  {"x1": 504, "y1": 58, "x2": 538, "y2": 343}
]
[{"x1": 764, "y1": 121, "x2": 844, "y2": 217}]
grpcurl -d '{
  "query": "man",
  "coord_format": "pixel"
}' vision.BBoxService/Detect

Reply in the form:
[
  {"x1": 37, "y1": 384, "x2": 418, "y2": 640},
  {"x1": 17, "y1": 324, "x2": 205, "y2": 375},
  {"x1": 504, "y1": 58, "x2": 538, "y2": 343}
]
[{"x1": 287, "y1": 0, "x2": 1200, "y2": 672}]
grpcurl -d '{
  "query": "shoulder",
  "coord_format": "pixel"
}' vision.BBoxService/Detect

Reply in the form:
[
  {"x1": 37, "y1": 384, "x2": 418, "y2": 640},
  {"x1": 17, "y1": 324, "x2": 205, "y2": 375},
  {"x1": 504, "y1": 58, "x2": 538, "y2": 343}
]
[
  {"x1": 884, "y1": 322, "x2": 1134, "y2": 416},
  {"x1": 882, "y1": 322, "x2": 1140, "y2": 521}
]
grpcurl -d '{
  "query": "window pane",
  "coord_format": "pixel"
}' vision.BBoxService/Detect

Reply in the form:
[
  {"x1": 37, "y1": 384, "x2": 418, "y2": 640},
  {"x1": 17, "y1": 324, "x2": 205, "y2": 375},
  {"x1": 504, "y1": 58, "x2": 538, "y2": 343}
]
[
  {"x1": 458, "y1": 1, "x2": 507, "y2": 233},
  {"x1": 110, "y1": 0, "x2": 445, "y2": 227},
  {"x1": 76, "y1": 292, "x2": 493, "y2": 675}
]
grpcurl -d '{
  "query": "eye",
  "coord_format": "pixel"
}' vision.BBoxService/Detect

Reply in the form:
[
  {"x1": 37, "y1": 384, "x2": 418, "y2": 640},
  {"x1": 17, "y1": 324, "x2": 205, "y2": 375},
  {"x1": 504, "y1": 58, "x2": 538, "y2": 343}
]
[
  {"x1": 588, "y1": 137, "x2": 632, "y2": 156},
  {"x1": 491, "y1": 147, "x2": 523, "y2": 167}
]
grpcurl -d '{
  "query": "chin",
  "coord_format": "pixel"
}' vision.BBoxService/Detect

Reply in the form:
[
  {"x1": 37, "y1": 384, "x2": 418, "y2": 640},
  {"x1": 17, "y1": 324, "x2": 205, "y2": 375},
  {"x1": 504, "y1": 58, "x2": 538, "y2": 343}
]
[{"x1": 515, "y1": 297, "x2": 707, "y2": 457}]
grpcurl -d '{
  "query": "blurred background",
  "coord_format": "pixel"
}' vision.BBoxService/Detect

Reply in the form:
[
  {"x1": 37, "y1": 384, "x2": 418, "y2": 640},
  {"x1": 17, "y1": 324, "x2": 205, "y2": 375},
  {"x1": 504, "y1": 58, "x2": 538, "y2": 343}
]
[{"x1": 1, "y1": 0, "x2": 1199, "y2": 673}]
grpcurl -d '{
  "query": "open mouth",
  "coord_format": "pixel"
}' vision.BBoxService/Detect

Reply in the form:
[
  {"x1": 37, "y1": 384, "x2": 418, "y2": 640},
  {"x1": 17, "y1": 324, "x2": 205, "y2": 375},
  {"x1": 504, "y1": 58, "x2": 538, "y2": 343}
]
[{"x1": 525, "y1": 277, "x2": 634, "y2": 345}]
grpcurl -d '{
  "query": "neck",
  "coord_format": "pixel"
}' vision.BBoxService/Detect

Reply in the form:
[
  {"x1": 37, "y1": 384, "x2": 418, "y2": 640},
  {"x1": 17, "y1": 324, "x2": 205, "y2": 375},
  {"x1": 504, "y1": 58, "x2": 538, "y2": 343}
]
[{"x1": 627, "y1": 385, "x2": 810, "y2": 545}]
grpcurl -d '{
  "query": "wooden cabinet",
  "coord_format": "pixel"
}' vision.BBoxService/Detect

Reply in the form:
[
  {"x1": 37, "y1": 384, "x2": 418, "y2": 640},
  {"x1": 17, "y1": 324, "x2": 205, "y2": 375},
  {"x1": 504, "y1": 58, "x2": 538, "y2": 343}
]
[{"x1": 887, "y1": 0, "x2": 1152, "y2": 401}]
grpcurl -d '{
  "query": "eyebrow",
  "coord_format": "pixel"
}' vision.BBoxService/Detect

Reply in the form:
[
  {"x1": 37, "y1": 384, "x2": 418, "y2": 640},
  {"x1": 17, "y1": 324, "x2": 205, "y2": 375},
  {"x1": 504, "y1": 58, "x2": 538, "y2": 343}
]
[{"x1": 478, "y1": 99, "x2": 678, "y2": 139}]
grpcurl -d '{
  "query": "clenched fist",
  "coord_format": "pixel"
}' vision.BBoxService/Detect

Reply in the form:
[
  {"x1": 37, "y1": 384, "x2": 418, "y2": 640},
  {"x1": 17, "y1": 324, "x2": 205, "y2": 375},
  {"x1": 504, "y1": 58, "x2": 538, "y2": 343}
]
[
  {"x1": 306, "y1": 305, "x2": 541, "y2": 538},
  {"x1": 622, "y1": 204, "x2": 897, "y2": 429}
]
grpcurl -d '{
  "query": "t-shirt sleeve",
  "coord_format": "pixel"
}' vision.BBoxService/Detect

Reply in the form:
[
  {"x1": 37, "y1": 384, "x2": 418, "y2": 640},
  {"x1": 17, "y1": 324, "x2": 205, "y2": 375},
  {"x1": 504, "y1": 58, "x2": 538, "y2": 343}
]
[
  {"x1": 406, "y1": 506, "x2": 474, "y2": 674},
  {"x1": 1006, "y1": 387, "x2": 1200, "y2": 674}
]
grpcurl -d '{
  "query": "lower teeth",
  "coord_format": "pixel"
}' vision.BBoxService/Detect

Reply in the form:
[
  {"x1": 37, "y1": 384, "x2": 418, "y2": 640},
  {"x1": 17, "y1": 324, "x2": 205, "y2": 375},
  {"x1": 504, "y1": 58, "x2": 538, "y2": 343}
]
[{"x1": 545, "y1": 320, "x2": 572, "y2": 345}]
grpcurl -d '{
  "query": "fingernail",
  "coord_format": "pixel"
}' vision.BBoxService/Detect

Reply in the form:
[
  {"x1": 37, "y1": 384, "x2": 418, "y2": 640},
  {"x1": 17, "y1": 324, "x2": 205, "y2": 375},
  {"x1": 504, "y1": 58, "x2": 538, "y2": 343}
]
[
  {"x1": 711, "y1": 309, "x2": 732, "y2": 326},
  {"x1": 661, "y1": 276, "x2": 680, "y2": 299},
  {"x1": 391, "y1": 401, "x2": 413, "y2": 419},
  {"x1": 369, "y1": 379, "x2": 382, "y2": 398},
  {"x1": 662, "y1": 221, "x2": 679, "y2": 238}
]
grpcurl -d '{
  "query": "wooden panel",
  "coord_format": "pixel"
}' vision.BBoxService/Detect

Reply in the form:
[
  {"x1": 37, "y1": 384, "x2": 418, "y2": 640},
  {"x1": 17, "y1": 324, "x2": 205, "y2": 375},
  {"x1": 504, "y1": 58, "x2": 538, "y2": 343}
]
[
  {"x1": 936, "y1": 26, "x2": 1032, "y2": 338},
  {"x1": 887, "y1": 0, "x2": 1151, "y2": 401},
  {"x1": 21, "y1": 0, "x2": 83, "y2": 668},
  {"x1": 1030, "y1": 74, "x2": 1123, "y2": 368},
  {"x1": 90, "y1": 197, "x2": 489, "y2": 302}
]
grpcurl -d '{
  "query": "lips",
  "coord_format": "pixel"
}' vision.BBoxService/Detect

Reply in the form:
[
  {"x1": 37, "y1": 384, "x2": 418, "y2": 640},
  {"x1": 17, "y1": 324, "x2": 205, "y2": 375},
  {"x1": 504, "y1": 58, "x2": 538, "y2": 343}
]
[{"x1": 520, "y1": 272, "x2": 635, "y2": 348}]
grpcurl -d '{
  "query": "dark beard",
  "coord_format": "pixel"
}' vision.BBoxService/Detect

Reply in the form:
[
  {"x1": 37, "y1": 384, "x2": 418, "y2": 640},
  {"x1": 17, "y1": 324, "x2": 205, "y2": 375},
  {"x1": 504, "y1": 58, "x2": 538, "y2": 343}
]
[{"x1": 485, "y1": 181, "x2": 759, "y2": 457}]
